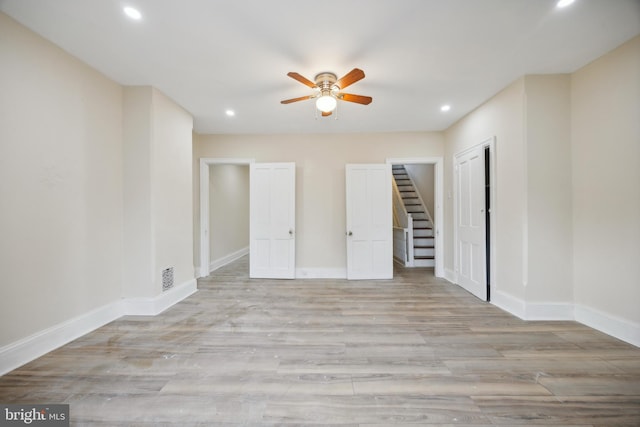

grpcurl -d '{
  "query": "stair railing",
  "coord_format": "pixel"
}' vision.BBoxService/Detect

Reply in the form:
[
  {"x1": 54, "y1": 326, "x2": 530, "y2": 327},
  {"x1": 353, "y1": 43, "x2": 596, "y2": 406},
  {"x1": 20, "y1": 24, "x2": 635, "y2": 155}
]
[{"x1": 403, "y1": 168, "x2": 436, "y2": 237}]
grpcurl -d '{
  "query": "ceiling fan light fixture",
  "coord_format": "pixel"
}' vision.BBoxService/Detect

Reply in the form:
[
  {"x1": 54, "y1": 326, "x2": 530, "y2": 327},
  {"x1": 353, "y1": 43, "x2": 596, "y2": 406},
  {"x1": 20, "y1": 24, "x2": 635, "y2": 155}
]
[
  {"x1": 281, "y1": 68, "x2": 370, "y2": 117},
  {"x1": 316, "y1": 94, "x2": 337, "y2": 113}
]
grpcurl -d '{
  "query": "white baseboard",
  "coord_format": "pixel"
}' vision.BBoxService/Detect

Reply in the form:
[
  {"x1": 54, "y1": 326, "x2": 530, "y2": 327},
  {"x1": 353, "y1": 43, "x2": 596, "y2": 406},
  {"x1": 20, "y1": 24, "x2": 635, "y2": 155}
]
[
  {"x1": 525, "y1": 302, "x2": 574, "y2": 320},
  {"x1": 209, "y1": 247, "x2": 249, "y2": 273},
  {"x1": 0, "y1": 279, "x2": 197, "y2": 376},
  {"x1": 444, "y1": 268, "x2": 457, "y2": 284},
  {"x1": 295, "y1": 268, "x2": 347, "y2": 279},
  {"x1": 491, "y1": 292, "x2": 572, "y2": 321},
  {"x1": 0, "y1": 301, "x2": 122, "y2": 376},
  {"x1": 196, "y1": 265, "x2": 208, "y2": 279},
  {"x1": 491, "y1": 290, "x2": 526, "y2": 319},
  {"x1": 491, "y1": 292, "x2": 639, "y2": 348},
  {"x1": 575, "y1": 304, "x2": 640, "y2": 348},
  {"x1": 122, "y1": 278, "x2": 197, "y2": 316}
]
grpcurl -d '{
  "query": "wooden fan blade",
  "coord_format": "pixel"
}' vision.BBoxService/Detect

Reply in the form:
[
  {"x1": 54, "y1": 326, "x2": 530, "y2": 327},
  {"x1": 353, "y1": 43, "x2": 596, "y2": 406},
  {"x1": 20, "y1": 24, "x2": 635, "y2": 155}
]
[
  {"x1": 339, "y1": 93, "x2": 372, "y2": 105},
  {"x1": 334, "y1": 68, "x2": 365, "y2": 90},
  {"x1": 281, "y1": 95, "x2": 313, "y2": 104},
  {"x1": 321, "y1": 111, "x2": 332, "y2": 117},
  {"x1": 287, "y1": 72, "x2": 317, "y2": 88}
]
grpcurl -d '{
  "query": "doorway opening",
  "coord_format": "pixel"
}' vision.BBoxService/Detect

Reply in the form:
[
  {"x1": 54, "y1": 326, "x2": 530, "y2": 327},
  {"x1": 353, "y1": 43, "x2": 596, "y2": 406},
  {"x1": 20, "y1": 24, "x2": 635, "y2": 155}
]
[
  {"x1": 386, "y1": 157, "x2": 444, "y2": 279},
  {"x1": 198, "y1": 158, "x2": 254, "y2": 278}
]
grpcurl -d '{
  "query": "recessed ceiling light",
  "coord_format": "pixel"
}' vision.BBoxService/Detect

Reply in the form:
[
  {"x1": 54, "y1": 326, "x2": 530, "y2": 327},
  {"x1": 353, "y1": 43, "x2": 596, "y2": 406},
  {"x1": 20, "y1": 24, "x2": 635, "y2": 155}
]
[
  {"x1": 123, "y1": 6, "x2": 142, "y2": 20},
  {"x1": 225, "y1": 110, "x2": 235, "y2": 117},
  {"x1": 440, "y1": 105, "x2": 451, "y2": 112},
  {"x1": 556, "y1": 0, "x2": 576, "y2": 8}
]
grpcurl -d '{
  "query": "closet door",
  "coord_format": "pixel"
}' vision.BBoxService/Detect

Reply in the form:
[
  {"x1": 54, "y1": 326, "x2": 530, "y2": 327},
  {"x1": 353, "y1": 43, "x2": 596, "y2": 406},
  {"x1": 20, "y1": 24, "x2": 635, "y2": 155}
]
[{"x1": 455, "y1": 146, "x2": 486, "y2": 300}]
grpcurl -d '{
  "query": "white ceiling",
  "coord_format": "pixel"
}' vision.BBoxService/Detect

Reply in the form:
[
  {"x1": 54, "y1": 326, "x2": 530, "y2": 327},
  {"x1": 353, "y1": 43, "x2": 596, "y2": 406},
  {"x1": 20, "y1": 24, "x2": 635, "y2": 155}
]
[{"x1": 2, "y1": 0, "x2": 639, "y2": 134}]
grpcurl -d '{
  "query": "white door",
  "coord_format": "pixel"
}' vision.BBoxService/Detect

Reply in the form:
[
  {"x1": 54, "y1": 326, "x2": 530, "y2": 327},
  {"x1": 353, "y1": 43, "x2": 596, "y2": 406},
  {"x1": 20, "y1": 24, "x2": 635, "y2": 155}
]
[
  {"x1": 346, "y1": 164, "x2": 393, "y2": 280},
  {"x1": 250, "y1": 163, "x2": 295, "y2": 279},
  {"x1": 455, "y1": 146, "x2": 486, "y2": 300}
]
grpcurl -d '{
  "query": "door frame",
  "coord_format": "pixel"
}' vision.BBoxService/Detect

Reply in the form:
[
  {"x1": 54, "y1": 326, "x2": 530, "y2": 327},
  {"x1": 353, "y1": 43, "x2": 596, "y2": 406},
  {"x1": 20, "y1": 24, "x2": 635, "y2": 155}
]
[
  {"x1": 198, "y1": 157, "x2": 255, "y2": 278},
  {"x1": 386, "y1": 157, "x2": 444, "y2": 278},
  {"x1": 453, "y1": 137, "x2": 496, "y2": 301}
]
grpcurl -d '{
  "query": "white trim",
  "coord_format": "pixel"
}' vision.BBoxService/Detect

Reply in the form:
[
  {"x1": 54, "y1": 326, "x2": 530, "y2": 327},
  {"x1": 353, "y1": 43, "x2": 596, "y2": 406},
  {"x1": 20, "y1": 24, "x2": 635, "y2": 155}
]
[
  {"x1": 209, "y1": 247, "x2": 249, "y2": 273},
  {"x1": 462, "y1": 287, "x2": 638, "y2": 347},
  {"x1": 491, "y1": 290, "x2": 526, "y2": 319},
  {"x1": 122, "y1": 278, "x2": 197, "y2": 316},
  {"x1": 0, "y1": 301, "x2": 123, "y2": 376},
  {"x1": 198, "y1": 158, "x2": 209, "y2": 278},
  {"x1": 0, "y1": 279, "x2": 197, "y2": 376},
  {"x1": 199, "y1": 158, "x2": 255, "y2": 278},
  {"x1": 525, "y1": 302, "x2": 574, "y2": 320},
  {"x1": 575, "y1": 304, "x2": 640, "y2": 348},
  {"x1": 444, "y1": 268, "x2": 458, "y2": 284},
  {"x1": 386, "y1": 157, "x2": 443, "y2": 164},
  {"x1": 494, "y1": 294, "x2": 573, "y2": 322},
  {"x1": 386, "y1": 157, "x2": 444, "y2": 278},
  {"x1": 295, "y1": 268, "x2": 347, "y2": 279}
]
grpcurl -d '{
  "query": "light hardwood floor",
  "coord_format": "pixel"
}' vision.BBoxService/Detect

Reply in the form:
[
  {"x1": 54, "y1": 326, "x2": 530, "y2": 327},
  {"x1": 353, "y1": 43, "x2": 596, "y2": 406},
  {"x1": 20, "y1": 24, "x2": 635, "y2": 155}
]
[{"x1": 2, "y1": 256, "x2": 639, "y2": 426}]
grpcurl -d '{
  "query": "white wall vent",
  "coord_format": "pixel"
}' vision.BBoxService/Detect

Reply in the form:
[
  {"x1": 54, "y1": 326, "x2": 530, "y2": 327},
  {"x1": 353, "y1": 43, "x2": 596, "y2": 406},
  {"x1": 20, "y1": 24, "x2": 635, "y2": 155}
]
[{"x1": 162, "y1": 267, "x2": 174, "y2": 292}]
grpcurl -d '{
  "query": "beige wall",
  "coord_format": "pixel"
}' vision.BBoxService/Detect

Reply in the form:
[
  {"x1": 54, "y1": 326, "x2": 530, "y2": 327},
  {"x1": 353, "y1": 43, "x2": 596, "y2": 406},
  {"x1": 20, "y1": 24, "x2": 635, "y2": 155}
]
[
  {"x1": 443, "y1": 74, "x2": 577, "y2": 313},
  {"x1": 195, "y1": 132, "x2": 444, "y2": 271},
  {"x1": 209, "y1": 165, "x2": 250, "y2": 264},
  {"x1": 123, "y1": 87, "x2": 194, "y2": 298},
  {"x1": 1, "y1": 13, "x2": 195, "y2": 358},
  {"x1": 444, "y1": 78, "x2": 527, "y2": 302},
  {"x1": 0, "y1": 13, "x2": 124, "y2": 346},
  {"x1": 571, "y1": 35, "x2": 640, "y2": 326},
  {"x1": 151, "y1": 89, "x2": 195, "y2": 291},
  {"x1": 123, "y1": 87, "x2": 154, "y2": 297},
  {"x1": 404, "y1": 164, "x2": 435, "y2": 218},
  {"x1": 523, "y1": 74, "x2": 573, "y2": 305}
]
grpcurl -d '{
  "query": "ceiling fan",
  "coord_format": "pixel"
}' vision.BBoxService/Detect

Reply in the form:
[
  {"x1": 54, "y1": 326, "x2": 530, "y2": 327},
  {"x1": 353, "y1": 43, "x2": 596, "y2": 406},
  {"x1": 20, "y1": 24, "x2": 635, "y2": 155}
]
[{"x1": 280, "y1": 68, "x2": 372, "y2": 117}]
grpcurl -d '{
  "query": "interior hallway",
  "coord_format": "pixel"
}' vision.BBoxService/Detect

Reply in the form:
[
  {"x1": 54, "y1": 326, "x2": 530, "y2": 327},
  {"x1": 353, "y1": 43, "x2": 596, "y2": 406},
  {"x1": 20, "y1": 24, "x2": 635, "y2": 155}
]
[{"x1": 1, "y1": 256, "x2": 639, "y2": 425}]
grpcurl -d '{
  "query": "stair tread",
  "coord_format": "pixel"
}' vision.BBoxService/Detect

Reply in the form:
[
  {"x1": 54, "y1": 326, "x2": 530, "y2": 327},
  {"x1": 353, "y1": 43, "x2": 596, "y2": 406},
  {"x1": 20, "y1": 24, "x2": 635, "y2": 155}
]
[{"x1": 414, "y1": 255, "x2": 435, "y2": 260}]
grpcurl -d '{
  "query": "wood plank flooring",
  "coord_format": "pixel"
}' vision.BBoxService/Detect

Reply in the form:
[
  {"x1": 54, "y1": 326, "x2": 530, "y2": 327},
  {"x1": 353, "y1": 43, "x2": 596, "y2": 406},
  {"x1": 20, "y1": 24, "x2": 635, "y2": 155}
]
[{"x1": 1, "y1": 256, "x2": 639, "y2": 426}]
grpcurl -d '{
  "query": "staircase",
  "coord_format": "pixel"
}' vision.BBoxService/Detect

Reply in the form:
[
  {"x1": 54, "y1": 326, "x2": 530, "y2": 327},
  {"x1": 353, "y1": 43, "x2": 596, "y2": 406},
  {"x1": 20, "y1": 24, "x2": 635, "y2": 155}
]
[{"x1": 392, "y1": 165, "x2": 435, "y2": 267}]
